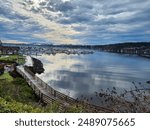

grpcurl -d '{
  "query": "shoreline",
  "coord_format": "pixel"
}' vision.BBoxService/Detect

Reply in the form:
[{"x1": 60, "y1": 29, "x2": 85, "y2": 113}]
[
  {"x1": 0, "y1": 54, "x2": 87, "y2": 113},
  {"x1": 17, "y1": 65, "x2": 113, "y2": 113},
  {"x1": 0, "y1": 52, "x2": 149, "y2": 112}
]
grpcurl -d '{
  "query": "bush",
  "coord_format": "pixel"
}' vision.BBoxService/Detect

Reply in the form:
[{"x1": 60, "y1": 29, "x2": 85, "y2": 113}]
[{"x1": 0, "y1": 97, "x2": 43, "y2": 113}]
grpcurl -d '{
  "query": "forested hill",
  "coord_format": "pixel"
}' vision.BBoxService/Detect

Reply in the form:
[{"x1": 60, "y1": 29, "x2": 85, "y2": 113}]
[
  {"x1": 100, "y1": 42, "x2": 150, "y2": 48},
  {"x1": 43, "y1": 42, "x2": 150, "y2": 49}
]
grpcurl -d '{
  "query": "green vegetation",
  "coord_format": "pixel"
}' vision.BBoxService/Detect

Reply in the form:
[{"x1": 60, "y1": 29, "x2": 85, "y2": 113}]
[
  {"x1": 65, "y1": 105, "x2": 84, "y2": 113},
  {"x1": 0, "y1": 98, "x2": 43, "y2": 113},
  {"x1": 0, "y1": 73, "x2": 37, "y2": 103},
  {"x1": 0, "y1": 55, "x2": 25, "y2": 64},
  {"x1": 0, "y1": 72, "x2": 13, "y2": 82},
  {"x1": 0, "y1": 55, "x2": 85, "y2": 113},
  {"x1": 0, "y1": 72, "x2": 41, "y2": 111},
  {"x1": 0, "y1": 72, "x2": 61, "y2": 113},
  {"x1": 0, "y1": 72, "x2": 85, "y2": 113}
]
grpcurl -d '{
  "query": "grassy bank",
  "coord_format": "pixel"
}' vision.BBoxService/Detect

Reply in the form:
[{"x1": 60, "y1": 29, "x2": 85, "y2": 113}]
[
  {"x1": 0, "y1": 55, "x2": 25, "y2": 64},
  {"x1": 0, "y1": 55, "x2": 47, "y2": 112},
  {"x1": 0, "y1": 72, "x2": 61, "y2": 112},
  {"x1": 0, "y1": 72, "x2": 43, "y2": 112},
  {"x1": 0, "y1": 55, "x2": 84, "y2": 113},
  {"x1": 0, "y1": 72, "x2": 84, "y2": 113}
]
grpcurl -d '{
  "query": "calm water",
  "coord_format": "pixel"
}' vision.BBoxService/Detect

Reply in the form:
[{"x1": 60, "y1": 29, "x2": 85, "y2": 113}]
[{"x1": 35, "y1": 51, "x2": 150, "y2": 105}]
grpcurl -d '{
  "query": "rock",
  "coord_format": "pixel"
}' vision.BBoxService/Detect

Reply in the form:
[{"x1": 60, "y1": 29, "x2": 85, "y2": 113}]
[
  {"x1": 25, "y1": 57, "x2": 44, "y2": 75},
  {"x1": 31, "y1": 57, "x2": 44, "y2": 74}
]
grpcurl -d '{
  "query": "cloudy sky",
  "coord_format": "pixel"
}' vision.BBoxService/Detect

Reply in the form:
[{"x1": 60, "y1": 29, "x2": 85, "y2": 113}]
[{"x1": 0, "y1": 0, "x2": 150, "y2": 45}]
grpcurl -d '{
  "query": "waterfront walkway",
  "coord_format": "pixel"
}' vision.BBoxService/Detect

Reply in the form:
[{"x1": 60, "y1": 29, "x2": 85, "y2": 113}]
[{"x1": 16, "y1": 65, "x2": 113, "y2": 112}]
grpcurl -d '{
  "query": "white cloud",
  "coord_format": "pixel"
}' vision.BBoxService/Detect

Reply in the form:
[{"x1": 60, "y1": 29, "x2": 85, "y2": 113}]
[
  {"x1": 2, "y1": 39, "x2": 27, "y2": 44},
  {"x1": 95, "y1": 11, "x2": 137, "y2": 21},
  {"x1": 8, "y1": 0, "x2": 81, "y2": 44},
  {"x1": 0, "y1": 16, "x2": 13, "y2": 23},
  {"x1": 0, "y1": 0, "x2": 150, "y2": 44},
  {"x1": 62, "y1": 0, "x2": 71, "y2": 2}
]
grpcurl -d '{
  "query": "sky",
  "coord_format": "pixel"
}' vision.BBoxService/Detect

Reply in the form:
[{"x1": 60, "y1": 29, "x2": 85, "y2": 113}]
[{"x1": 0, "y1": 0, "x2": 150, "y2": 45}]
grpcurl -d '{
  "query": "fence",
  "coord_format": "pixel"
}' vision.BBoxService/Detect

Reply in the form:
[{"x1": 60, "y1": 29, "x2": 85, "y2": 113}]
[{"x1": 16, "y1": 66, "x2": 113, "y2": 112}]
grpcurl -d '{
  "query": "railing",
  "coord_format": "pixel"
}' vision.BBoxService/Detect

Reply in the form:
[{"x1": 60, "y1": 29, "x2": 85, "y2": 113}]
[
  {"x1": 24, "y1": 66, "x2": 35, "y2": 77},
  {"x1": 34, "y1": 75, "x2": 77, "y2": 103},
  {"x1": 16, "y1": 66, "x2": 113, "y2": 112}
]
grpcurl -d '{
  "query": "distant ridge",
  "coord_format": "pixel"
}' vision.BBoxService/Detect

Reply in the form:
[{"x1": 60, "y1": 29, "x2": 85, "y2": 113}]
[{"x1": 1, "y1": 41, "x2": 150, "y2": 48}]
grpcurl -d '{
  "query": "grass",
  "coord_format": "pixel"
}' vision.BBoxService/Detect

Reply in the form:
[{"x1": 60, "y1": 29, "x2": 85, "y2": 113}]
[
  {"x1": 0, "y1": 72, "x2": 85, "y2": 113},
  {"x1": 0, "y1": 72, "x2": 38, "y2": 104},
  {"x1": 0, "y1": 55, "x2": 85, "y2": 113},
  {"x1": 0, "y1": 97, "x2": 43, "y2": 113},
  {"x1": 0, "y1": 72, "x2": 13, "y2": 82},
  {"x1": 0, "y1": 72, "x2": 58, "y2": 112},
  {"x1": 0, "y1": 55, "x2": 52, "y2": 113},
  {"x1": 0, "y1": 55, "x2": 25, "y2": 64}
]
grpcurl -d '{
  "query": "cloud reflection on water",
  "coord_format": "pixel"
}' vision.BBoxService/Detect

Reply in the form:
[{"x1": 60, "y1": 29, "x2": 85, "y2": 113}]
[{"x1": 35, "y1": 52, "x2": 150, "y2": 106}]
